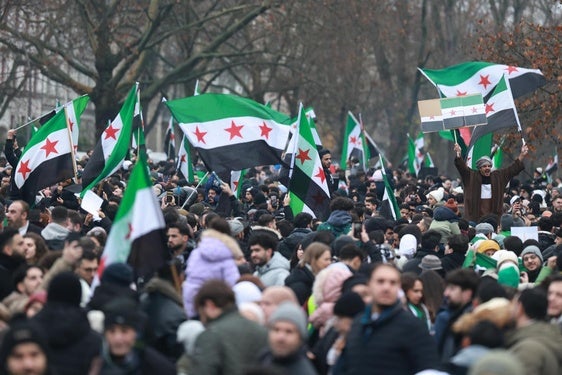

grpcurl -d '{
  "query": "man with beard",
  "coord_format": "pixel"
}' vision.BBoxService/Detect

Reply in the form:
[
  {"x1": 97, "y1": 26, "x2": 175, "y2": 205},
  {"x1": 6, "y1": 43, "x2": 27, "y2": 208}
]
[
  {"x1": 0, "y1": 228, "x2": 26, "y2": 300},
  {"x1": 166, "y1": 222, "x2": 193, "y2": 267},
  {"x1": 250, "y1": 231, "x2": 290, "y2": 287},
  {"x1": 6, "y1": 200, "x2": 43, "y2": 235},
  {"x1": 453, "y1": 142, "x2": 528, "y2": 222},
  {"x1": 520, "y1": 245, "x2": 544, "y2": 283},
  {"x1": 334, "y1": 264, "x2": 439, "y2": 374},
  {"x1": 434, "y1": 268, "x2": 479, "y2": 362},
  {"x1": 2, "y1": 264, "x2": 44, "y2": 314}
]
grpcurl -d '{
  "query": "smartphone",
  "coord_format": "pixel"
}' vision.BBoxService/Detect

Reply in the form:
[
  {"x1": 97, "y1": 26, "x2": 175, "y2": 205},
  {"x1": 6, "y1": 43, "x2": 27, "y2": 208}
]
[
  {"x1": 166, "y1": 192, "x2": 174, "y2": 203},
  {"x1": 353, "y1": 222, "x2": 362, "y2": 237},
  {"x1": 211, "y1": 171, "x2": 224, "y2": 185}
]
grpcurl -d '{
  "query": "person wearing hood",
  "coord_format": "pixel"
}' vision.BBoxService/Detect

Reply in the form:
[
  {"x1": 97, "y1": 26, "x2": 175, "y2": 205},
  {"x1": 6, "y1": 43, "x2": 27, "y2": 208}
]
[
  {"x1": 428, "y1": 202, "x2": 461, "y2": 246},
  {"x1": 32, "y1": 272, "x2": 101, "y2": 375},
  {"x1": 506, "y1": 288, "x2": 562, "y2": 375},
  {"x1": 140, "y1": 260, "x2": 187, "y2": 362},
  {"x1": 40, "y1": 206, "x2": 70, "y2": 251},
  {"x1": 317, "y1": 197, "x2": 355, "y2": 239},
  {"x1": 182, "y1": 217, "x2": 244, "y2": 318},
  {"x1": 453, "y1": 142, "x2": 528, "y2": 222},
  {"x1": 250, "y1": 230, "x2": 290, "y2": 287}
]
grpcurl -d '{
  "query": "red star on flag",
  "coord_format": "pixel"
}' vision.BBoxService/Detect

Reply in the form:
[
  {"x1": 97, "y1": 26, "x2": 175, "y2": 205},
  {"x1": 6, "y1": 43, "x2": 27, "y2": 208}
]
[
  {"x1": 125, "y1": 223, "x2": 133, "y2": 240},
  {"x1": 314, "y1": 167, "x2": 326, "y2": 184},
  {"x1": 40, "y1": 138, "x2": 59, "y2": 157},
  {"x1": 505, "y1": 66, "x2": 518, "y2": 74},
  {"x1": 429, "y1": 116, "x2": 435, "y2": 120},
  {"x1": 450, "y1": 110, "x2": 456, "y2": 116},
  {"x1": 67, "y1": 118, "x2": 74, "y2": 131},
  {"x1": 478, "y1": 74, "x2": 492, "y2": 89},
  {"x1": 312, "y1": 191, "x2": 326, "y2": 206},
  {"x1": 296, "y1": 148, "x2": 312, "y2": 165},
  {"x1": 193, "y1": 126, "x2": 207, "y2": 144},
  {"x1": 180, "y1": 154, "x2": 186, "y2": 163},
  {"x1": 232, "y1": 180, "x2": 239, "y2": 191},
  {"x1": 17, "y1": 160, "x2": 32, "y2": 179},
  {"x1": 471, "y1": 107, "x2": 478, "y2": 113},
  {"x1": 349, "y1": 136, "x2": 358, "y2": 145},
  {"x1": 170, "y1": 133, "x2": 175, "y2": 141},
  {"x1": 485, "y1": 102, "x2": 495, "y2": 114},
  {"x1": 456, "y1": 90, "x2": 467, "y2": 96},
  {"x1": 104, "y1": 124, "x2": 119, "y2": 140},
  {"x1": 225, "y1": 121, "x2": 244, "y2": 140},
  {"x1": 259, "y1": 122, "x2": 273, "y2": 139}
]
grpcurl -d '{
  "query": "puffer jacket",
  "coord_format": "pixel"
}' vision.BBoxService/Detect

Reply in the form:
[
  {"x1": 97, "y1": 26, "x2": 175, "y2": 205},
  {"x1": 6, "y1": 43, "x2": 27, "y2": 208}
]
[{"x1": 183, "y1": 229, "x2": 242, "y2": 318}]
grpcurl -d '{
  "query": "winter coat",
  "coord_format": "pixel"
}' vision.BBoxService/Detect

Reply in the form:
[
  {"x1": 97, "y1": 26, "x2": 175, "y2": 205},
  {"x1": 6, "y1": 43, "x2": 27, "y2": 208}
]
[
  {"x1": 0, "y1": 253, "x2": 25, "y2": 300},
  {"x1": 277, "y1": 228, "x2": 312, "y2": 260},
  {"x1": 182, "y1": 229, "x2": 242, "y2": 318},
  {"x1": 317, "y1": 210, "x2": 352, "y2": 239},
  {"x1": 309, "y1": 267, "x2": 352, "y2": 335},
  {"x1": 87, "y1": 283, "x2": 139, "y2": 311},
  {"x1": 99, "y1": 345, "x2": 176, "y2": 375},
  {"x1": 440, "y1": 252, "x2": 466, "y2": 275},
  {"x1": 285, "y1": 264, "x2": 316, "y2": 306},
  {"x1": 454, "y1": 156, "x2": 524, "y2": 222},
  {"x1": 334, "y1": 301, "x2": 439, "y2": 375},
  {"x1": 429, "y1": 207, "x2": 461, "y2": 244},
  {"x1": 435, "y1": 302, "x2": 472, "y2": 362},
  {"x1": 41, "y1": 222, "x2": 70, "y2": 250},
  {"x1": 254, "y1": 251, "x2": 290, "y2": 287},
  {"x1": 32, "y1": 302, "x2": 102, "y2": 375},
  {"x1": 190, "y1": 308, "x2": 267, "y2": 375},
  {"x1": 259, "y1": 347, "x2": 318, "y2": 375},
  {"x1": 140, "y1": 277, "x2": 187, "y2": 361},
  {"x1": 505, "y1": 321, "x2": 562, "y2": 375}
]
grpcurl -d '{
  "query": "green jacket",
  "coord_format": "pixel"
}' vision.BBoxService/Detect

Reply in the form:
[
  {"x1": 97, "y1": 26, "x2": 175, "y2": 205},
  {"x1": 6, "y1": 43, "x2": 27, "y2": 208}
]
[{"x1": 190, "y1": 308, "x2": 267, "y2": 375}]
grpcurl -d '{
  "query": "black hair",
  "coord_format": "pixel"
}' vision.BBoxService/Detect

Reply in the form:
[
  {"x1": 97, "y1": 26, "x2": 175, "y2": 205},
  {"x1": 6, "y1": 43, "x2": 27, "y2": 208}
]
[
  {"x1": 447, "y1": 234, "x2": 469, "y2": 254},
  {"x1": 518, "y1": 287, "x2": 548, "y2": 320},
  {"x1": 469, "y1": 320, "x2": 504, "y2": 348},
  {"x1": 445, "y1": 268, "x2": 479, "y2": 294},
  {"x1": 248, "y1": 230, "x2": 279, "y2": 251}
]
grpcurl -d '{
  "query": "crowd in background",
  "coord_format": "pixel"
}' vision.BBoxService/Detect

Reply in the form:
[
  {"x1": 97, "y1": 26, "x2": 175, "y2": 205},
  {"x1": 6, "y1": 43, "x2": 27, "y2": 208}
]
[{"x1": 0, "y1": 144, "x2": 561, "y2": 374}]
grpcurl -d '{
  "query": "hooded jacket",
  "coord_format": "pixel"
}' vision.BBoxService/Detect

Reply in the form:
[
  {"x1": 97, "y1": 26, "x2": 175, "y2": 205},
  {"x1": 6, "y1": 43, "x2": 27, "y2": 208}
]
[
  {"x1": 32, "y1": 302, "x2": 101, "y2": 375},
  {"x1": 183, "y1": 229, "x2": 242, "y2": 318},
  {"x1": 505, "y1": 321, "x2": 562, "y2": 375},
  {"x1": 317, "y1": 210, "x2": 352, "y2": 238},
  {"x1": 254, "y1": 251, "x2": 290, "y2": 287}
]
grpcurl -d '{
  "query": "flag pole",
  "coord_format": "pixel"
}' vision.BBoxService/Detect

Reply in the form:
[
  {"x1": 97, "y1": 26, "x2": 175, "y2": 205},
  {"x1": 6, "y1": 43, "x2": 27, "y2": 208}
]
[
  {"x1": 502, "y1": 74, "x2": 526, "y2": 146},
  {"x1": 12, "y1": 109, "x2": 56, "y2": 131},
  {"x1": 181, "y1": 172, "x2": 209, "y2": 209}
]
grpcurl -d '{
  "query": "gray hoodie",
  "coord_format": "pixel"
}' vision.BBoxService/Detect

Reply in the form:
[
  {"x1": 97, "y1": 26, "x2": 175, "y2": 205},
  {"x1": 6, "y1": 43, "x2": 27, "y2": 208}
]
[{"x1": 254, "y1": 251, "x2": 290, "y2": 287}]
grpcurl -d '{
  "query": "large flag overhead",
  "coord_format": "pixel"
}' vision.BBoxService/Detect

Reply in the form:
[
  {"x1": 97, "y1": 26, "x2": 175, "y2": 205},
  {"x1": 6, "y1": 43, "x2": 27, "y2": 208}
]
[
  {"x1": 469, "y1": 75, "x2": 521, "y2": 147},
  {"x1": 15, "y1": 96, "x2": 89, "y2": 205},
  {"x1": 81, "y1": 84, "x2": 138, "y2": 196},
  {"x1": 288, "y1": 105, "x2": 330, "y2": 219},
  {"x1": 165, "y1": 93, "x2": 293, "y2": 176},
  {"x1": 98, "y1": 153, "x2": 168, "y2": 284},
  {"x1": 176, "y1": 135, "x2": 194, "y2": 183},
  {"x1": 341, "y1": 112, "x2": 371, "y2": 170},
  {"x1": 419, "y1": 61, "x2": 545, "y2": 99}
]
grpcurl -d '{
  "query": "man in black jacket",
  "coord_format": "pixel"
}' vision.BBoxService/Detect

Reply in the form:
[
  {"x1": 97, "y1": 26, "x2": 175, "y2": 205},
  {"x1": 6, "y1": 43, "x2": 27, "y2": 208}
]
[{"x1": 334, "y1": 263, "x2": 439, "y2": 374}]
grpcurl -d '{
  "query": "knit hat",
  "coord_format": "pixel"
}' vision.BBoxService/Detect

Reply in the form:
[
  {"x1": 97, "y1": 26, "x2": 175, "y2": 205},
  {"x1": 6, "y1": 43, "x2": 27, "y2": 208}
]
[
  {"x1": 419, "y1": 255, "x2": 442, "y2": 271},
  {"x1": 509, "y1": 195, "x2": 521, "y2": 205},
  {"x1": 332, "y1": 235, "x2": 355, "y2": 257},
  {"x1": 477, "y1": 240, "x2": 500, "y2": 254},
  {"x1": 333, "y1": 292, "x2": 365, "y2": 317},
  {"x1": 232, "y1": 281, "x2": 262, "y2": 306},
  {"x1": 372, "y1": 169, "x2": 383, "y2": 182},
  {"x1": 398, "y1": 234, "x2": 417, "y2": 259},
  {"x1": 497, "y1": 265, "x2": 520, "y2": 288},
  {"x1": 253, "y1": 192, "x2": 267, "y2": 206},
  {"x1": 475, "y1": 223, "x2": 494, "y2": 235},
  {"x1": 101, "y1": 263, "x2": 134, "y2": 287},
  {"x1": 228, "y1": 219, "x2": 245, "y2": 236},
  {"x1": 269, "y1": 302, "x2": 308, "y2": 339},
  {"x1": 468, "y1": 350, "x2": 524, "y2": 375},
  {"x1": 103, "y1": 298, "x2": 146, "y2": 331},
  {"x1": 48, "y1": 272, "x2": 82, "y2": 306},
  {"x1": 426, "y1": 188, "x2": 444, "y2": 202},
  {"x1": 476, "y1": 156, "x2": 493, "y2": 169},
  {"x1": 0, "y1": 321, "x2": 49, "y2": 364},
  {"x1": 444, "y1": 198, "x2": 459, "y2": 214},
  {"x1": 493, "y1": 250, "x2": 518, "y2": 268},
  {"x1": 520, "y1": 245, "x2": 543, "y2": 262}
]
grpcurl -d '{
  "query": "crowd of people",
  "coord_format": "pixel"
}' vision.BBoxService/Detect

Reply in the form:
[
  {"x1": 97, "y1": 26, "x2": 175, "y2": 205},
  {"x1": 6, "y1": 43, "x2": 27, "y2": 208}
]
[{"x1": 0, "y1": 137, "x2": 561, "y2": 374}]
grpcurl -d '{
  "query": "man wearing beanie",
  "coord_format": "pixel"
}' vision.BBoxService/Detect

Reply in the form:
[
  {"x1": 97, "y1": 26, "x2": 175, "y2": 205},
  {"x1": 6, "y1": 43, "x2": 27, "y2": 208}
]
[
  {"x1": 0, "y1": 321, "x2": 56, "y2": 375},
  {"x1": 101, "y1": 299, "x2": 176, "y2": 375},
  {"x1": 453, "y1": 142, "x2": 528, "y2": 222},
  {"x1": 259, "y1": 301, "x2": 317, "y2": 375},
  {"x1": 521, "y1": 245, "x2": 544, "y2": 283},
  {"x1": 31, "y1": 272, "x2": 101, "y2": 375},
  {"x1": 335, "y1": 264, "x2": 439, "y2": 374}
]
